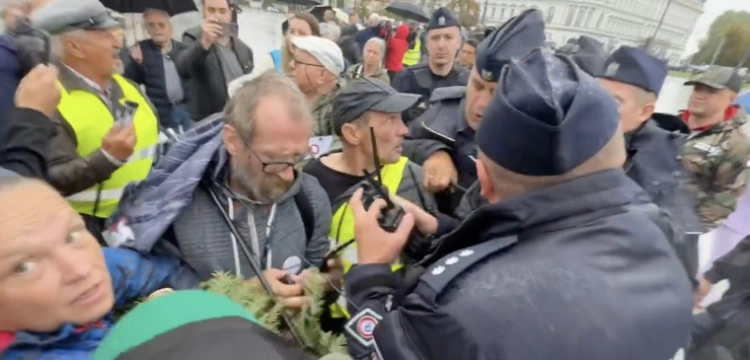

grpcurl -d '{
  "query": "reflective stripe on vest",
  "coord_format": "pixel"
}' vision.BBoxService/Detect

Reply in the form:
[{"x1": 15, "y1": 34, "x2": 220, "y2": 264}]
[
  {"x1": 402, "y1": 39, "x2": 421, "y2": 66},
  {"x1": 59, "y1": 74, "x2": 159, "y2": 218},
  {"x1": 329, "y1": 156, "x2": 409, "y2": 319}
]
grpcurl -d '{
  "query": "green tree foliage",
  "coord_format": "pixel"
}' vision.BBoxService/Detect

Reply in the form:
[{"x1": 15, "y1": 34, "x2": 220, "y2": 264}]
[
  {"x1": 446, "y1": 0, "x2": 480, "y2": 27},
  {"x1": 692, "y1": 11, "x2": 750, "y2": 67}
]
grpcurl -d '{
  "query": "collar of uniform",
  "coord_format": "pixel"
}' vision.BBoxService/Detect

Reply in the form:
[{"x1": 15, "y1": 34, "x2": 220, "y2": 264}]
[
  {"x1": 426, "y1": 169, "x2": 641, "y2": 259},
  {"x1": 58, "y1": 62, "x2": 112, "y2": 95}
]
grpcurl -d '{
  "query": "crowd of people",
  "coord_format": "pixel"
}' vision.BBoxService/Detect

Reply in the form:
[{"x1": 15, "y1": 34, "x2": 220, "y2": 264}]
[{"x1": 1, "y1": 0, "x2": 750, "y2": 359}]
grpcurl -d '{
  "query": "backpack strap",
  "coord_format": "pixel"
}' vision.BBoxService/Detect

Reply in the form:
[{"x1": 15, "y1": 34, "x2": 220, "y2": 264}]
[{"x1": 294, "y1": 190, "x2": 315, "y2": 244}]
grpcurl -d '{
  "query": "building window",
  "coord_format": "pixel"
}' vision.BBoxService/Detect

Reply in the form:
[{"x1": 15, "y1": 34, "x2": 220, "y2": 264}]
[
  {"x1": 575, "y1": 6, "x2": 586, "y2": 27},
  {"x1": 596, "y1": 13, "x2": 604, "y2": 29},
  {"x1": 566, "y1": 5, "x2": 576, "y2": 26},
  {"x1": 491, "y1": 7, "x2": 496, "y2": 18},
  {"x1": 585, "y1": 8, "x2": 594, "y2": 27},
  {"x1": 510, "y1": 4, "x2": 516, "y2": 17},
  {"x1": 500, "y1": 7, "x2": 506, "y2": 19},
  {"x1": 547, "y1": 7, "x2": 555, "y2": 23}
]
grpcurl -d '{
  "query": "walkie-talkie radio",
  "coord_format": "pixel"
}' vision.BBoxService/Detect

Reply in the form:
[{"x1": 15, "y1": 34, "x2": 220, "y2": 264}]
[{"x1": 360, "y1": 127, "x2": 405, "y2": 232}]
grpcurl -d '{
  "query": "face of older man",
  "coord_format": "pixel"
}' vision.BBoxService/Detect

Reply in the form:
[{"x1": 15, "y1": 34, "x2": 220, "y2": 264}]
[
  {"x1": 224, "y1": 94, "x2": 311, "y2": 203},
  {"x1": 363, "y1": 41, "x2": 382, "y2": 68},
  {"x1": 0, "y1": 180, "x2": 113, "y2": 333},
  {"x1": 144, "y1": 10, "x2": 173, "y2": 46},
  {"x1": 64, "y1": 29, "x2": 122, "y2": 79},
  {"x1": 290, "y1": 49, "x2": 333, "y2": 95}
]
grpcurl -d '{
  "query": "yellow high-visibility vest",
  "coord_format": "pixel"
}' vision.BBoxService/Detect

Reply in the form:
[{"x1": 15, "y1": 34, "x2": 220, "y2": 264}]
[
  {"x1": 329, "y1": 156, "x2": 409, "y2": 319},
  {"x1": 402, "y1": 39, "x2": 421, "y2": 66},
  {"x1": 59, "y1": 74, "x2": 159, "y2": 218}
]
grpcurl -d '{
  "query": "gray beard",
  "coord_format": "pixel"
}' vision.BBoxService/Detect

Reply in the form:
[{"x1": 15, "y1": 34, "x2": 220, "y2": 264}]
[{"x1": 229, "y1": 157, "x2": 291, "y2": 204}]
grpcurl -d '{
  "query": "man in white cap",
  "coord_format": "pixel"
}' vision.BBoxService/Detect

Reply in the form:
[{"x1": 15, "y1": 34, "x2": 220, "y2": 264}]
[
  {"x1": 289, "y1": 35, "x2": 345, "y2": 156},
  {"x1": 32, "y1": 0, "x2": 161, "y2": 244}
]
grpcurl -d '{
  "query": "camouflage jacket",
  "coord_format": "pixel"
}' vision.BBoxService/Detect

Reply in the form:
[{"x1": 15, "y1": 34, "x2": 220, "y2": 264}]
[
  {"x1": 311, "y1": 85, "x2": 342, "y2": 156},
  {"x1": 682, "y1": 107, "x2": 750, "y2": 232}
]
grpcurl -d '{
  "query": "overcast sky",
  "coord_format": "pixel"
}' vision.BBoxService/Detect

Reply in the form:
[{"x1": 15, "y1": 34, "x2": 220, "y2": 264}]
[{"x1": 684, "y1": 0, "x2": 750, "y2": 55}]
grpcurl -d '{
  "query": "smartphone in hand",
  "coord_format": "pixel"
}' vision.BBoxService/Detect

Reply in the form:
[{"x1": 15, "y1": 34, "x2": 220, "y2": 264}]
[{"x1": 220, "y1": 22, "x2": 239, "y2": 38}]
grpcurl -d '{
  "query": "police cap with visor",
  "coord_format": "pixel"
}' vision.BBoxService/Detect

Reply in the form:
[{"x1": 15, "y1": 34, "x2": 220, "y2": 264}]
[
  {"x1": 332, "y1": 78, "x2": 421, "y2": 136},
  {"x1": 32, "y1": 0, "x2": 122, "y2": 35},
  {"x1": 427, "y1": 7, "x2": 460, "y2": 31},
  {"x1": 474, "y1": 9, "x2": 546, "y2": 83},
  {"x1": 478, "y1": 48, "x2": 620, "y2": 176},
  {"x1": 599, "y1": 46, "x2": 668, "y2": 95}
]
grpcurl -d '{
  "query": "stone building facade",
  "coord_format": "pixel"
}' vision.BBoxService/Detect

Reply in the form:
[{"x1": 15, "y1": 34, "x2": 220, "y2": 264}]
[{"x1": 479, "y1": 0, "x2": 704, "y2": 63}]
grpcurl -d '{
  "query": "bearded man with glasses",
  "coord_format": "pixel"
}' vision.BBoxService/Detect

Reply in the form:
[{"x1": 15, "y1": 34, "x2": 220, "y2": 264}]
[{"x1": 104, "y1": 72, "x2": 333, "y2": 311}]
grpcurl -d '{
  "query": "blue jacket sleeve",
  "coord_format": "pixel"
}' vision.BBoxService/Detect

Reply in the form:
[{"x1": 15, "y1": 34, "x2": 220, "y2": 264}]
[
  {"x1": 344, "y1": 264, "x2": 480, "y2": 360},
  {"x1": 104, "y1": 248, "x2": 201, "y2": 306},
  {"x1": 0, "y1": 36, "x2": 20, "y2": 128}
]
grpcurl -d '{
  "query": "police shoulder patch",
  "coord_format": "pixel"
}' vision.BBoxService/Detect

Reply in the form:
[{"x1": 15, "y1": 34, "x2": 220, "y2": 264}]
[{"x1": 345, "y1": 308, "x2": 383, "y2": 347}]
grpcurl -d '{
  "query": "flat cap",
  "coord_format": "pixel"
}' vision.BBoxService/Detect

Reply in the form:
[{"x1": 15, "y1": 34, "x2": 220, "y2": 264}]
[
  {"x1": 32, "y1": 0, "x2": 121, "y2": 35},
  {"x1": 291, "y1": 36, "x2": 345, "y2": 76},
  {"x1": 475, "y1": 9, "x2": 545, "y2": 83},
  {"x1": 332, "y1": 78, "x2": 420, "y2": 136},
  {"x1": 428, "y1": 7, "x2": 459, "y2": 31},
  {"x1": 556, "y1": 35, "x2": 607, "y2": 77},
  {"x1": 477, "y1": 48, "x2": 620, "y2": 176},
  {"x1": 685, "y1": 66, "x2": 744, "y2": 93},
  {"x1": 600, "y1": 46, "x2": 667, "y2": 94}
]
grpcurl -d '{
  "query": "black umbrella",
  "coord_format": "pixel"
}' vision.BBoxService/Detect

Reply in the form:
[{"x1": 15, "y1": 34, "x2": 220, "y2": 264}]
[
  {"x1": 385, "y1": 1, "x2": 429, "y2": 23},
  {"x1": 275, "y1": 0, "x2": 322, "y2": 7},
  {"x1": 309, "y1": 5, "x2": 332, "y2": 23},
  {"x1": 100, "y1": 0, "x2": 197, "y2": 16}
]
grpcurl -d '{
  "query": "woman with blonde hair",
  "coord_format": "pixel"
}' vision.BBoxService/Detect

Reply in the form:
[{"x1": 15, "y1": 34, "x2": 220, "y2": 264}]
[
  {"x1": 258, "y1": 13, "x2": 320, "y2": 74},
  {"x1": 344, "y1": 37, "x2": 389, "y2": 84}
]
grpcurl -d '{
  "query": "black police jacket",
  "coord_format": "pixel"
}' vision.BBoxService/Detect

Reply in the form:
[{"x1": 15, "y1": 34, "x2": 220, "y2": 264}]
[
  {"x1": 626, "y1": 119, "x2": 702, "y2": 281},
  {"x1": 343, "y1": 169, "x2": 693, "y2": 360},
  {"x1": 391, "y1": 64, "x2": 470, "y2": 123}
]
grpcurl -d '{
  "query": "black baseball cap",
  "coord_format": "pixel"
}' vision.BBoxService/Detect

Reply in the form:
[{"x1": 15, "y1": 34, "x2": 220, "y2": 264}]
[
  {"x1": 685, "y1": 66, "x2": 744, "y2": 93},
  {"x1": 332, "y1": 78, "x2": 420, "y2": 136}
]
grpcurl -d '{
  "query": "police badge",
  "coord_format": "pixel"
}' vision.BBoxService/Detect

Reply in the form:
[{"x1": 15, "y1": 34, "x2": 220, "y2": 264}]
[
  {"x1": 604, "y1": 62, "x2": 619, "y2": 77},
  {"x1": 481, "y1": 69, "x2": 493, "y2": 81},
  {"x1": 438, "y1": 16, "x2": 446, "y2": 26}
]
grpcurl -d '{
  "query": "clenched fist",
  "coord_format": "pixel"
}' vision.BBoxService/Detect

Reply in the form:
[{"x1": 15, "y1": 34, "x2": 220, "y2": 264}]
[{"x1": 15, "y1": 64, "x2": 60, "y2": 118}]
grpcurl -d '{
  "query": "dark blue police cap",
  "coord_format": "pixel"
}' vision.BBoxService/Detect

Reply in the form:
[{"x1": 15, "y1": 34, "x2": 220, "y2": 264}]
[
  {"x1": 556, "y1": 35, "x2": 607, "y2": 77},
  {"x1": 474, "y1": 9, "x2": 545, "y2": 82},
  {"x1": 427, "y1": 7, "x2": 459, "y2": 31},
  {"x1": 600, "y1": 46, "x2": 668, "y2": 94},
  {"x1": 477, "y1": 48, "x2": 620, "y2": 176}
]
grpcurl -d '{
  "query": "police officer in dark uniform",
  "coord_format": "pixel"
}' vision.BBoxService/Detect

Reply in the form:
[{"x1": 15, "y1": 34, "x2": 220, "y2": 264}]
[
  {"x1": 343, "y1": 49, "x2": 693, "y2": 360},
  {"x1": 391, "y1": 7, "x2": 470, "y2": 124},
  {"x1": 404, "y1": 9, "x2": 545, "y2": 216},
  {"x1": 597, "y1": 46, "x2": 702, "y2": 281}
]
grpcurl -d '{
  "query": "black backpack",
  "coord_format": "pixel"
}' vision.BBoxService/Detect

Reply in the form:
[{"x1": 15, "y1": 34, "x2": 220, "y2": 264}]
[{"x1": 293, "y1": 191, "x2": 314, "y2": 244}]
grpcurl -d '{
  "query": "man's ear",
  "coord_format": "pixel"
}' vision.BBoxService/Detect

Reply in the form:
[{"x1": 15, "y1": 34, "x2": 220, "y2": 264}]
[
  {"x1": 476, "y1": 160, "x2": 495, "y2": 202},
  {"x1": 223, "y1": 124, "x2": 241, "y2": 157},
  {"x1": 341, "y1": 123, "x2": 360, "y2": 145},
  {"x1": 639, "y1": 102, "x2": 656, "y2": 122}
]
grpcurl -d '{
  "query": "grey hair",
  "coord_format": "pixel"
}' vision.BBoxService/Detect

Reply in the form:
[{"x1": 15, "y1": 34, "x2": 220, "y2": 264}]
[
  {"x1": 363, "y1": 37, "x2": 386, "y2": 67},
  {"x1": 49, "y1": 30, "x2": 85, "y2": 59},
  {"x1": 223, "y1": 70, "x2": 310, "y2": 143},
  {"x1": 367, "y1": 13, "x2": 380, "y2": 26}
]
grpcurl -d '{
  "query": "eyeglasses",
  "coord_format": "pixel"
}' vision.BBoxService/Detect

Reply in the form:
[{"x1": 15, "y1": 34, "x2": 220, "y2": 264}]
[
  {"x1": 243, "y1": 141, "x2": 310, "y2": 174},
  {"x1": 292, "y1": 57, "x2": 324, "y2": 69}
]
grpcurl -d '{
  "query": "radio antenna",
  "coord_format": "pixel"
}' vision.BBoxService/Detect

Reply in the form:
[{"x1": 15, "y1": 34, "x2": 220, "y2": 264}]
[{"x1": 369, "y1": 127, "x2": 382, "y2": 183}]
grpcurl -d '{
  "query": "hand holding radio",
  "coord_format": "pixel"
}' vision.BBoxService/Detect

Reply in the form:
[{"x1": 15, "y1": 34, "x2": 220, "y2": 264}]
[{"x1": 350, "y1": 188, "x2": 415, "y2": 265}]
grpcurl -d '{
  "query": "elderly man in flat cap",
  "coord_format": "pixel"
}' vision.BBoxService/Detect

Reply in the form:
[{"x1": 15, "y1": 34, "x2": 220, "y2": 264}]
[
  {"x1": 32, "y1": 0, "x2": 161, "y2": 244},
  {"x1": 391, "y1": 7, "x2": 469, "y2": 124},
  {"x1": 405, "y1": 9, "x2": 545, "y2": 217},
  {"x1": 344, "y1": 49, "x2": 693, "y2": 359},
  {"x1": 598, "y1": 46, "x2": 702, "y2": 285},
  {"x1": 303, "y1": 78, "x2": 438, "y2": 331}
]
